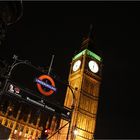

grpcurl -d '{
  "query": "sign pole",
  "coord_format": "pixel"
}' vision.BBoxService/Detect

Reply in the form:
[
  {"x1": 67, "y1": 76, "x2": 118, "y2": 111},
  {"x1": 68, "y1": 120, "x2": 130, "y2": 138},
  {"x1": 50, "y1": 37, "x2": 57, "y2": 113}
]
[{"x1": 48, "y1": 55, "x2": 55, "y2": 75}]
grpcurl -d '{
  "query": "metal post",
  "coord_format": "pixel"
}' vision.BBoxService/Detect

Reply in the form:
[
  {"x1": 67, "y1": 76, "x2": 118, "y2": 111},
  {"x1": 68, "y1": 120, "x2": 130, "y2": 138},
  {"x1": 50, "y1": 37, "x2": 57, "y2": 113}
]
[
  {"x1": 48, "y1": 55, "x2": 55, "y2": 75},
  {"x1": 66, "y1": 85, "x2": 76, "y2": 140}
]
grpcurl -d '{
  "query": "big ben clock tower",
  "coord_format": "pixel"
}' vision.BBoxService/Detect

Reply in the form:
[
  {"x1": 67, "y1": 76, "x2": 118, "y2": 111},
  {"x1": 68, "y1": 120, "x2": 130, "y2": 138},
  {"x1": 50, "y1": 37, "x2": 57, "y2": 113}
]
[{"x1": 58, "y1": 27, "x2": 102, "y2": 140}]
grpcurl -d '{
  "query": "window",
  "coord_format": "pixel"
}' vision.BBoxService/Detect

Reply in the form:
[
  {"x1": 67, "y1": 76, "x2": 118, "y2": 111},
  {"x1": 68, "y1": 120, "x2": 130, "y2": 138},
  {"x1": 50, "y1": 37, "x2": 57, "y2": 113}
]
[{"x1": 10, "y1": 122, "x2": 13, "y2": 128}]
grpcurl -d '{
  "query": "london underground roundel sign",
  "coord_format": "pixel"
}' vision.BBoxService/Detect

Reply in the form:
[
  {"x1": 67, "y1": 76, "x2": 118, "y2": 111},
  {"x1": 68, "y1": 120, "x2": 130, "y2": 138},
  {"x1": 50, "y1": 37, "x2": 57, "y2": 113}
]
[{"x1": 35, "y1": 75, "x2": 56, "y2": 96}]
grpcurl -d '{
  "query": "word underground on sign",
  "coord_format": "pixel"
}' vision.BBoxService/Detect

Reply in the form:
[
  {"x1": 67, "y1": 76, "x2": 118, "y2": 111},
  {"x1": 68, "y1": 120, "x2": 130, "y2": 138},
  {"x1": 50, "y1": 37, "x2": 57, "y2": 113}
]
[{"x1": 35, "y1": 75, "x2": 56, "y2": 96}]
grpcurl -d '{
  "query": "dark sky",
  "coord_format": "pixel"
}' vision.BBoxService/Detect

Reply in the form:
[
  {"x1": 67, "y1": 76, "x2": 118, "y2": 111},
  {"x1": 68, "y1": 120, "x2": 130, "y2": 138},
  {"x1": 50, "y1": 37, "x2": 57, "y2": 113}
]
[{"x1": 1, "y1": 1, "x2": 140, "y2": 139}]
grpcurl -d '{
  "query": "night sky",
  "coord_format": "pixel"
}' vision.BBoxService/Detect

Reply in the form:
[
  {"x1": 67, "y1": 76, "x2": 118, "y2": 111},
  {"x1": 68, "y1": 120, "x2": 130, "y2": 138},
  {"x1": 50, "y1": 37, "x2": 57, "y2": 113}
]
[{"x1": 1, "y1": 1, "x2": 140, "y2": 139}]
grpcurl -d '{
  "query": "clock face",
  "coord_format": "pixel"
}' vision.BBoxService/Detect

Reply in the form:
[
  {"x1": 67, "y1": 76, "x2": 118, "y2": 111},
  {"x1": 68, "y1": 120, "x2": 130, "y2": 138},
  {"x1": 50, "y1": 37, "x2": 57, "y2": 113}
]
[
  {"x1": 88, "y1": 60, "x2": 99, "y2": 73},
  {"x1": 73, "y1": 60, "x2": 81, "y2": 72}
]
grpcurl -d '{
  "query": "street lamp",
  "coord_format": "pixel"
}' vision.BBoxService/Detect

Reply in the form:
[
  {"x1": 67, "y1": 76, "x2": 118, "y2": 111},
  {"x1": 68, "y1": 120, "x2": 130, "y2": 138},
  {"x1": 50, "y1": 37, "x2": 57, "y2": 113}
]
[
  {"x1": 0, "y1": 55, "x2": 30, "y2": 96},
  {"x1": 73, "y1": 128, "x2": 78, "y2": 136},
  {"x1": 66, "y1": 84, "x2": 77, "y2": 140}
]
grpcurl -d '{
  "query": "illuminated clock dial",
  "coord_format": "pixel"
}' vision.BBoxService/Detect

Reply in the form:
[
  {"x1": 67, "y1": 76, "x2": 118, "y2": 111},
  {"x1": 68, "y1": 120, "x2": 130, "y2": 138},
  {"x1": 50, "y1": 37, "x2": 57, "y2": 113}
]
[
  {"x1": 73, "y1": 60, "x2": 81, "y2": 72},
  {"x1": 88, "y1": 60, "x2": 99, "y2": 73}
]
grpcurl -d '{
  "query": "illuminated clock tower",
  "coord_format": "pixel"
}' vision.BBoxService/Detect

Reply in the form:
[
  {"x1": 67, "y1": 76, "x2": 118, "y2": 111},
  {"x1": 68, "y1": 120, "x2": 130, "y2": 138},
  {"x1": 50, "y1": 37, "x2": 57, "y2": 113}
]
[{"x1": 58, "y1": 30, "x2": 103, "y2": 140}]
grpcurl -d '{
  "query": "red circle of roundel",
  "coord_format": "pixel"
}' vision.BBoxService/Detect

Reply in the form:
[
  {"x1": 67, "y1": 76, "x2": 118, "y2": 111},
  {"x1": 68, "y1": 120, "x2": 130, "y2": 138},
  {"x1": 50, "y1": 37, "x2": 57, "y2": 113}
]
[{"x1": 36, "y1": 75, "x2": 55, "y2": 96}]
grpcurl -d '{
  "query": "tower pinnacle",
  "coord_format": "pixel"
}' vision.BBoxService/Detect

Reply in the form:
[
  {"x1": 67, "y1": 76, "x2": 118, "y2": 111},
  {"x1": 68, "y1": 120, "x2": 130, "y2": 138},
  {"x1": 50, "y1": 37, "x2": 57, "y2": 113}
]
[
  {"x1": 80, "y1": 24, "x2": 94, "y2": 51},
  {"x1": 88, "y1": 24, "x2": 93, "y2": 39}
]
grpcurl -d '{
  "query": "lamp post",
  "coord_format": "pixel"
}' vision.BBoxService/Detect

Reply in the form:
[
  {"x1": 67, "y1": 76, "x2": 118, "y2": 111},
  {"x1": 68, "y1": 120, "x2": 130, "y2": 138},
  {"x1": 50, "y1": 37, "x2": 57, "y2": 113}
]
[
  {"x1": 0, "y1": 55, "x2": 31, "y2": 96},
  {"x1": 66, "y1": 85, "x2": 77, "y2": 140}
]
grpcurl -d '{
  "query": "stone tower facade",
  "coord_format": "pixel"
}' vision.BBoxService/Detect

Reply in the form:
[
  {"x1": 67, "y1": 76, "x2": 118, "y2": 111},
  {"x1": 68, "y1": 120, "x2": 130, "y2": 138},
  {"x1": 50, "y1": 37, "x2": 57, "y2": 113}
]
[{"x1": 58, "y1": 37, "x2": 103, "y2": 140}]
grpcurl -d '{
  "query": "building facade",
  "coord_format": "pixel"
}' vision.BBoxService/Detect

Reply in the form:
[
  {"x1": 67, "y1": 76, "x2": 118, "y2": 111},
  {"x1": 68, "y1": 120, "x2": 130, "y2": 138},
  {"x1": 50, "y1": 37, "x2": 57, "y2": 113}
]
[{"x1": 0, "y1": 94, "x2": 61, "y2": 139}]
